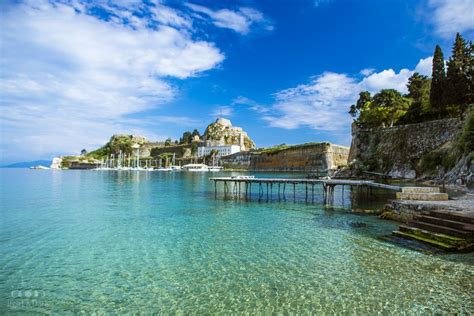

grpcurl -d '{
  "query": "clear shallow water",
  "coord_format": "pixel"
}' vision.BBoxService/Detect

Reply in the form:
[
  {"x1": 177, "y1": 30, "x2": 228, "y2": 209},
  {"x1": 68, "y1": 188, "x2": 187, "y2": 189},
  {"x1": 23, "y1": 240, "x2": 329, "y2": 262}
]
[{"x1": 0, "y1": 169, "x2": 472, "y2": 314}]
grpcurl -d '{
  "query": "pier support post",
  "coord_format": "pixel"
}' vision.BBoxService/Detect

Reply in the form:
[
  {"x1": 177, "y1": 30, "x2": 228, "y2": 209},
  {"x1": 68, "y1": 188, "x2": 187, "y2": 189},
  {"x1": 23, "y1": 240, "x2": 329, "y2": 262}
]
[
  {"x1": 323, "y1": 183, "x2": 327, "y2": 204},
  {"x1": 341, "y1": 185, "x2": 344, "y2": 206},
  {"x1": 305, "y1": 183, "x2": 308, "y2": 202}
]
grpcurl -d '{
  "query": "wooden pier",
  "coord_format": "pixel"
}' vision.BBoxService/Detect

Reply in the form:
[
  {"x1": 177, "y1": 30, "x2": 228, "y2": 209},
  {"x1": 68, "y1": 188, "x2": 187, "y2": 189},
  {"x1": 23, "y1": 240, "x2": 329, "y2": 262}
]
[{"x1": 209, "y1": 177, "x2": 401, "y2": 203}]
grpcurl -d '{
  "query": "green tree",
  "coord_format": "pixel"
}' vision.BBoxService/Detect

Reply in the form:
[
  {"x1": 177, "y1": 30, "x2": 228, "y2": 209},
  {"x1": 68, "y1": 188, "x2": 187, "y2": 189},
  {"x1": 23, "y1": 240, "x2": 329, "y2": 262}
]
[
  {"x1": 430, "y1": 45, "x2": 446, "y2": 115},
  {"x1": 165, "y1": 138, "x2": 172, "y2": 146},
  {"x1": 370, "y1": 89, "x2": 410, "y2": 127},
  {"x1": 190, "y1": 142, "x2": 198, "y2": 155},
  {"x1": 349, "y1": 91, "x2": 372, "y2": 119},
  {"x1": 350, "y1": 90, "x2": 410, "y2": 128},
  {"x1": 180, "y1": 131, "x2": 192, "y2": 144},
  {"x1": 191, "y1": 129, "x2": 201, "y2": 139},
  {"x1": 407, "y1": 73, "x2": 431, "y2": 104},
  {"x1": 400, "y1": 73, "x2": 431, "y2": 123},
  {"x1": 445, "y1": 33, "x2": 470, "y2": 113},
  {"x1": 456, "y1": 106, "x2": 474, "y2": 154},
  {"x1": 467, "y1": 41, "x2": 474, "y2": 105}
]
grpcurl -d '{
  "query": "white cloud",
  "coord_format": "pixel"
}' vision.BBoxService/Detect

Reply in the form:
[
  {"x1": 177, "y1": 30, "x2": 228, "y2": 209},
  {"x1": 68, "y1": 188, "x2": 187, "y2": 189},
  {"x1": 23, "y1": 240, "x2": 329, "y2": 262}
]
[
  {"x1": 211, "y1": 106, "x2": 234, "y2": 117},
  {"x1": 361, "y1": 57, "x2": 433, "y2": 94},
  {"x1": 261, "y1": 57, "x2": 432, "y2": 134},
  {"x1": 263, "y1": 72, "x2": 359, "y2": 131},
  {"x1": 0, "y1": 0, "x2": 224, "y2": 162},
  {"x1": 232, "y1": 96, "x2": 269, "y2": 113},
  {"x1": 360, "y1": 68, "x2": 375, "y2": 76},
  {"x1": 414, "y1": 57, "x2": 433, "y2": 76},
  {"x1": 428, "y1": 0, "x2": 474, "y2": 38},
  {"x1": 185, "y1": 3, "x2": 272, "y2": 34},
  {"x1": 360, "y1": 69, "x2": 413, "y2": 94},
  {"x1": 149, "y1": 2, "x2": 192, "y2": 28}
]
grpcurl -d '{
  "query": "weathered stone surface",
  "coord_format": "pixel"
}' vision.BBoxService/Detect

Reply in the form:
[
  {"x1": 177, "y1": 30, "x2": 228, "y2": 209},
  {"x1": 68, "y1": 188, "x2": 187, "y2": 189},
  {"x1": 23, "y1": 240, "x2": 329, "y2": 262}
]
[
  {"x1": 396, "y1": 192, "x2": 449, "y2": 201},
  {"x1": 443, "y1": 155, "x2": 474, "y2": 189},
  {"x1": 140, "y1": 141, "x2": 165, "y2": 158},
  {"x1": 380, "y1": 197, "x2": 474, "y2": 224},
  {"x1": 59, "y1": 156, "x2": 101, "y2": 169},
  {"x1": 221, "y1": 151, "x2": 252, "y2": 170},
  {"x1": 221, "y1": 143, "x2": 349, "y2": 172},
  {"x1": 146, "y1": 143, "x2": 192, "y2": 158},
  {"x1": 349, "y1": 118, "x2": 464, "y2": 179},
  {"x1": 387, "y1": 164, "x2": 416, "y2": 179},
  {"x1": 381, "y1": 200, "x2": 438, "y2": 223},
  {"x1": 402, "y1": 187, "x2": 441, "y2": 193},
  {"x1": 392, "y1": 207, "x2": 474, "y2": 252},
  {"x1": 68, "y1": 161, "x2": 100, "y2": 169}
]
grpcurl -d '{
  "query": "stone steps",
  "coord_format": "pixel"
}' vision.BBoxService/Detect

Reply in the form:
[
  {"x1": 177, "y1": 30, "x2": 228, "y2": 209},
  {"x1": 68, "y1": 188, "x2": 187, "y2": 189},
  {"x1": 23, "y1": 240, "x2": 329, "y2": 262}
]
[
  {"x1": 425, "y1": 210, "x2": 474, "y2": 224},
  {"x1": 408, "y1": 220, "x2": 473, "y2": 238},
  {"x1": 401, "y1": 187, "x2": 440, "y2": 193},
  {"x1": 393, "y1": 226, "x2": 462, "y2": 251},
  {"x1": 414, "y1": 215, "x2": 474, "y2": 232},
  {"x1": 392, "y1": 209, "x2": 474, "y2": 252},
  {"x1": 396, "y1": 192, "x2": 448, "y2": 201}
]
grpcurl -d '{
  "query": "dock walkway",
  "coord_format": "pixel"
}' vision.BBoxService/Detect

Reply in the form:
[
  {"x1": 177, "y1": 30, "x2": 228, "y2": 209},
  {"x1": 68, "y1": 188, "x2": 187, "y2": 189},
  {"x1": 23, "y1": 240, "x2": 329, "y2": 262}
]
[{"x1": 209, "y1": 177, "x2": 401, "y2": 203}]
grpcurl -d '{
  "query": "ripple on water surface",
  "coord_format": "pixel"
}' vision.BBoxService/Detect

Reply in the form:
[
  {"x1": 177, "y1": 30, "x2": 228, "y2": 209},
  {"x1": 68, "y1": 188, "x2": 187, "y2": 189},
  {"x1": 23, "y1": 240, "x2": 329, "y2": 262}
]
[{"x1": 0, "y1": 170, "x2": 473, "y2": 313}]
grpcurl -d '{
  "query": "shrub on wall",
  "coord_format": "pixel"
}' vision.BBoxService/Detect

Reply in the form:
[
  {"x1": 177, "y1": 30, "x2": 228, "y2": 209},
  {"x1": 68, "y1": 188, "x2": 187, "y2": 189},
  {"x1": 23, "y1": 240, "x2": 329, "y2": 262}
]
[{"x1": 456, "y1": 105, "x2": 474, "y2": 154}]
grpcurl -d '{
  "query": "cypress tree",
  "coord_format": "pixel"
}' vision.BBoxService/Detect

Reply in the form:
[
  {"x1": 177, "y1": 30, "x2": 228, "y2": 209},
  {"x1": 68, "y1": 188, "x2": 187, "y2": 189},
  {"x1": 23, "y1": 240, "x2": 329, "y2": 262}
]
[
  {"x1": 467, "y1": 41, "x2": 474, "y2": 105},
  {"x1": 430, "y1": 45, "x2": 446, "y2": 116},
  {"x1": 445, "y1": 33, "x2": 469, "y2": 113}
]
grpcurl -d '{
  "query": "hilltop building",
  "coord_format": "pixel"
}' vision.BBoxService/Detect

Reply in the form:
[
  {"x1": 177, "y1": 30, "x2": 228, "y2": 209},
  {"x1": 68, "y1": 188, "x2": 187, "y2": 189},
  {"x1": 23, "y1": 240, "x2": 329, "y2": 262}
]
[
  {"x1": 201, "y1": 118, "x2": 255, "y2": 151},
  {"x1": 197, "y1": 144, "x2": 241, "y2": 158},
  {"x1": 195, "y1": 118, "x2": 256, "y2": 158}
]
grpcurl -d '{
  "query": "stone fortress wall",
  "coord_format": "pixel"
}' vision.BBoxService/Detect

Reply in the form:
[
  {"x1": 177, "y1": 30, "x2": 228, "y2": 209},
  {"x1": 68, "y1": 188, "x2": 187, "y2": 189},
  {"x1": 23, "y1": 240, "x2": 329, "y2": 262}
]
[
  {"x1": 221, "y1": 143, "x2": 350, "y2": 172},
  {"x1": 348, "y1": 118, "x2": 463, "y2": 178}
]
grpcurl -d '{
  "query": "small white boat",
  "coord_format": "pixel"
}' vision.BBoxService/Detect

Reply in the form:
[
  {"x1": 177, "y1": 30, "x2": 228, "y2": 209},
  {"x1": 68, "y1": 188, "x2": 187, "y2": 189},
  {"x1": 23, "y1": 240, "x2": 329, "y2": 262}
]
[
  {"x1": 182, "y1": 163, "x2": 209, "y2": 172},
  {"x1": 170, "y1": 165, "x2": 182, "y2": 171},
  {"x1": 156, "y1": 167, "x2": 173, "y2": 172},
  {"x1": 30, "y1": 165, "x2": 50, "y2": 170},
  {"x1": 208, "y1": 166, "x2": 223, "y2": 172}
]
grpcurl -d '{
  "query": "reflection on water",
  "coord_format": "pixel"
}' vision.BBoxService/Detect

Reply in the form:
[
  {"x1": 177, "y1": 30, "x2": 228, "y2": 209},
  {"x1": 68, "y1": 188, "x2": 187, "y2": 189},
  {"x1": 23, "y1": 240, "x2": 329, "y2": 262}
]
[{"x1": 0, "y1": 169, "x2": 472, "y2": 313}]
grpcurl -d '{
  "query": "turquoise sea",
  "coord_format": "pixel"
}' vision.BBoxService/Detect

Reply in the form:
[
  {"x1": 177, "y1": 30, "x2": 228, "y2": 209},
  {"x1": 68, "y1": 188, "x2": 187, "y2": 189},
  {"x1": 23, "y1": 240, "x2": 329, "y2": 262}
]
[{"x1": 0, "y1": 169, "x2": 472, "y2": 313}]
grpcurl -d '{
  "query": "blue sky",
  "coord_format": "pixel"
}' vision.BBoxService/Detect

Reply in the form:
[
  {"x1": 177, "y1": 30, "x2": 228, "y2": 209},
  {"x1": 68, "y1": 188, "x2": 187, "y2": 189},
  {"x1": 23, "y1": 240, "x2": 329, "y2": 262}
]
[{"x1": 0, "y1": 0, "x2": 473, "y2": 163}]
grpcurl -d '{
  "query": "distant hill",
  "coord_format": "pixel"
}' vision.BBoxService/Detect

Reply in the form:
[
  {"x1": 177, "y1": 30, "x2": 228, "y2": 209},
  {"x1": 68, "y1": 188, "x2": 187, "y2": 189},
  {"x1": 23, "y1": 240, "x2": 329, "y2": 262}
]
[{"x1": 1, "y1": 160, "x2": 51, "y2": 168}]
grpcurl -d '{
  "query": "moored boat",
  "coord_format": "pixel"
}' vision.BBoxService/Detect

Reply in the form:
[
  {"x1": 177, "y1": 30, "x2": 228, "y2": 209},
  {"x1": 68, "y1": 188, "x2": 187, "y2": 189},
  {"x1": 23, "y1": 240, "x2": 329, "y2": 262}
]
[
  {"x1": 209, "y1": 166, "x2": 223, "y2": 172},
  {"x1": 30, "y1": 165, "x2": 50, "y2": 170},
  {"x1": 182, "y1": 163, "x2": 209, "y2": 172}
]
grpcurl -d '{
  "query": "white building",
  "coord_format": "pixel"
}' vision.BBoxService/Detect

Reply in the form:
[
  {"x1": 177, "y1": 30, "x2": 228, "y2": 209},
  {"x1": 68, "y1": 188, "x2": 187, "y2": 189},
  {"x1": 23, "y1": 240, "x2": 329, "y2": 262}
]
[
  {"x1": 197, "y1": 145, "x2": 241, "y2": 158},
  {"x1": 50, "y1": 157, "x2": 62, "y2": 169}
]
